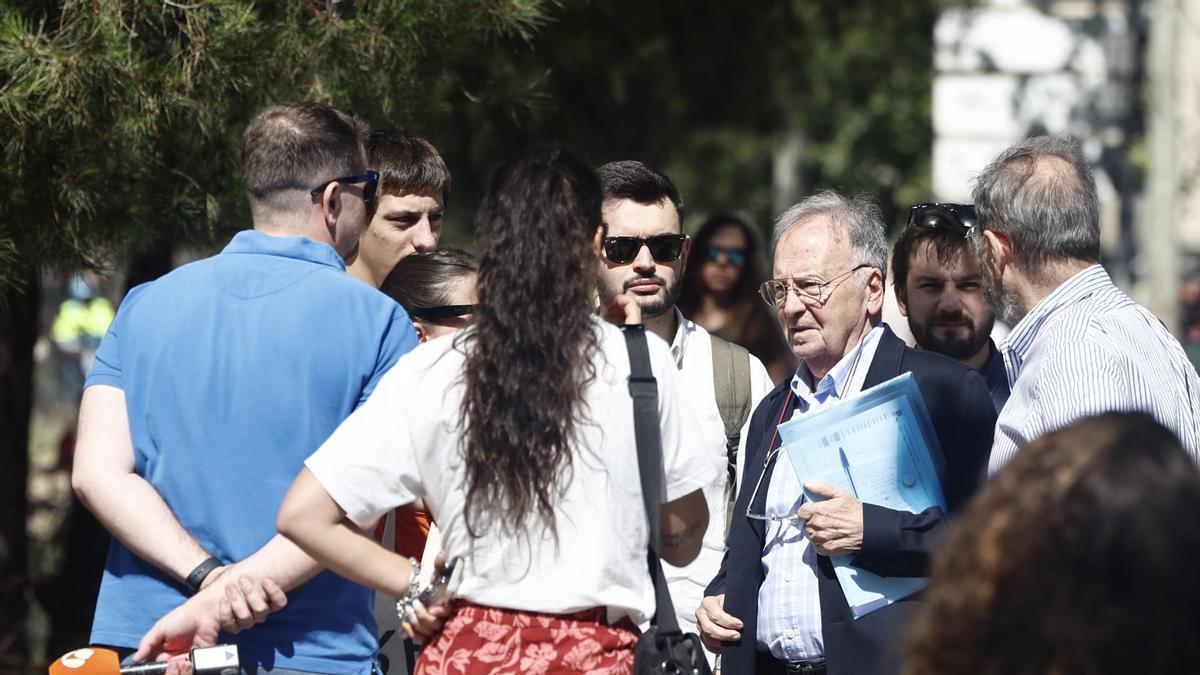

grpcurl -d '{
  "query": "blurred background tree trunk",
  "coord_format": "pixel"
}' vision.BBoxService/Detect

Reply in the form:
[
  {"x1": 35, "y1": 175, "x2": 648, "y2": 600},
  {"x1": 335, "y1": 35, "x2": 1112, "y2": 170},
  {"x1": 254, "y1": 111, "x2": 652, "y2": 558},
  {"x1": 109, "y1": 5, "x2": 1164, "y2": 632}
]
[{"x1": 0, "y1": 277, "x2": 38, "y2": 671}]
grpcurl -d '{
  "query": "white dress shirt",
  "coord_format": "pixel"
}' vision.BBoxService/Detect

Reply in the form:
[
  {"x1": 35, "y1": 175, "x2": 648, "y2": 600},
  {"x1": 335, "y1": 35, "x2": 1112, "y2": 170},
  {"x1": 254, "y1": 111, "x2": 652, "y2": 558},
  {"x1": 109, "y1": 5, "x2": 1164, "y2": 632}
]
[
  {"x1": 990, "y1": 265, "x2": 1200, "y2": 472},
  {"x1": 757, "y1": 325, "x2": 885, "y2": 661},
  {"x1": 661, "y1": 310, "x2": 773, "y2": 643}
]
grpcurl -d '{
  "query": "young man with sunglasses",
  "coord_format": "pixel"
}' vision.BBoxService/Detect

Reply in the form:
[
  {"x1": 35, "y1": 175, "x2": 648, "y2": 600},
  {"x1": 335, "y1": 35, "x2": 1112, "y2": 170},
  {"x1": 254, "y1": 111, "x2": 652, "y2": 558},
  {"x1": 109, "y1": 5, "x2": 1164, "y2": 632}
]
[
  {"x1": 347, "y1": 128, "x2": 451, "y2": 288},
  {"x1": 72, "y1": 102, "x2": 418, "y2": 674},
  {"x1": 593, "y1": 161, "x2": 773, "y2": 657},
  {"x1": 892, "y1": 203, "x2": 1009, "y2": 411}
]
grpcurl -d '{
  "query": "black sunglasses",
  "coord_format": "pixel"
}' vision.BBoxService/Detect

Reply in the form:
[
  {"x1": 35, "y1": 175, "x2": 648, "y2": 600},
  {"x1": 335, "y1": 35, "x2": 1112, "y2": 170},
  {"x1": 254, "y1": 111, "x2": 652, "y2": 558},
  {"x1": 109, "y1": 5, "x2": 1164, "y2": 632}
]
[
  {"x1": 908, "y1": 203, "x2": 976, "y2": 236},
  {"x1": 309, "y1": 170, "x2": 380, "y2": 203},
  {"x1": 408, "y1": 304, "x2": 476, "y2": 321},
  {"x1": 602, "y1": 234, "x2": 687, "y2": 264}
]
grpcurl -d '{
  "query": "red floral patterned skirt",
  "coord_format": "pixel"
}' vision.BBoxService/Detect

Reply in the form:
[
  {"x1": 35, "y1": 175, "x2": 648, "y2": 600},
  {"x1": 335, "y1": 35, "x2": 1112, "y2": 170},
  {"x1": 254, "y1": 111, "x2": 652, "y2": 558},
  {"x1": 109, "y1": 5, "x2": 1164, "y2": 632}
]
[{"x1": 414, "y1": 601, "x2": 640, "y2": 675}]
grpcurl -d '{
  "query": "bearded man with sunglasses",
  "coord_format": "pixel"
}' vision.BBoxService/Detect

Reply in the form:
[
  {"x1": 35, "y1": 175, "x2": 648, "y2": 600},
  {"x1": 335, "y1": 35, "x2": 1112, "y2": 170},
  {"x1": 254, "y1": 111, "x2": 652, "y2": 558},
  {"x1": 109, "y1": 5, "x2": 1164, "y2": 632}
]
[
  {"x1": 696, "y1": 190, "x2": 995, "y2": 675},
  {"x1": 892, "y1": 203, "x2": 1010, "y2": 411},
  {"x1": 593, "y1": 161, "x2": 773, "y2": 658},
  {"x1": 72, "y1": 102, "x2": 418, "y2": 674}
]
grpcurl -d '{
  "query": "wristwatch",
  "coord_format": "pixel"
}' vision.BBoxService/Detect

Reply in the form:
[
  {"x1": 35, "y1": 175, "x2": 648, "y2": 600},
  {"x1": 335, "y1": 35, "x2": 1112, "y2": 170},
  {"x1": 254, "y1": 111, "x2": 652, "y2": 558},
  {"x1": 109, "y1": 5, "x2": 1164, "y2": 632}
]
[{"x1": 186, "y1": 556, "x2": 224, "y2": 595}]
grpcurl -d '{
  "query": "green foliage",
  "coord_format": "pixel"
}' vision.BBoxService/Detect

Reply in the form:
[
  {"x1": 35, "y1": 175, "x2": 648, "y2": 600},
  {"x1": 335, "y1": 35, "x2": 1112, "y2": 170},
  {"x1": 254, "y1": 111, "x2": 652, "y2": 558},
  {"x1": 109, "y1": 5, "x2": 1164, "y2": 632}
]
[
  {"x1": 0, "y1": 0, "x2": 551, "y2": 286},
  {"x1": 430, "y1": 0, "x2": 952, "y2": 243},
  {"x1": 0, "y1": 0, "x2": 952, "y2": 282}
]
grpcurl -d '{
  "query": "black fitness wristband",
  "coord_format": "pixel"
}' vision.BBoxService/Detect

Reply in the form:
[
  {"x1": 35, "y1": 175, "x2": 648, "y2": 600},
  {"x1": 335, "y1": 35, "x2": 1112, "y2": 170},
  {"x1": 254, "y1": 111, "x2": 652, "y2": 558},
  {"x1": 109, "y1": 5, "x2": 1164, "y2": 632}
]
[{"x1": 185, "y1": 556, "x2": 223, "y2": 595}]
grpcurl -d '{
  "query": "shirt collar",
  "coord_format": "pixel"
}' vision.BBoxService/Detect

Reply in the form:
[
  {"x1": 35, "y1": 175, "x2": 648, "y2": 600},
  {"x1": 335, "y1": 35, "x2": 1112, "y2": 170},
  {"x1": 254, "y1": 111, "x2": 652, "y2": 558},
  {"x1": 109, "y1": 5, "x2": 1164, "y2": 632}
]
[
  {"x1": 1000, "y1": 264, "x2": 1110, "y2": 382},
  {"x1": 790, "y1": 324, "x2": 885, "y2": 408},
  {"x1": 668, "y1": 307, "x2": 695, "y2": 369},
  {"x1": 221, "y1": 230, "x2": 347, "y2": 271},
  {"x1": 980, "y1": 337, "x2": 1007, "y2": 383}
]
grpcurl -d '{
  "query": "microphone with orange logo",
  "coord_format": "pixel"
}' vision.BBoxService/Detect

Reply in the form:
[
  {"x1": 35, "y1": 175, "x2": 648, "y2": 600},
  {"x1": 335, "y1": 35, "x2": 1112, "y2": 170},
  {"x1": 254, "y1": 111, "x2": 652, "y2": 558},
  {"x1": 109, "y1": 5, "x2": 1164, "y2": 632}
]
[{"x1": 48, "y1": 645, "x2": 239, "y2": 675}]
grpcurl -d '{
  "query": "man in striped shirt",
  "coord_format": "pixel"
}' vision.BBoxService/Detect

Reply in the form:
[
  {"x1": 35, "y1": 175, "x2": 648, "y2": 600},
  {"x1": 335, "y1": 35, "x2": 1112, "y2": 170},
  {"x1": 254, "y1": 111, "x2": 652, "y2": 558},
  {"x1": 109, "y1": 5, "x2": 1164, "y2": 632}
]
[{"x1": 973, "y1": 135, "x2": 1200, "y2": 472}]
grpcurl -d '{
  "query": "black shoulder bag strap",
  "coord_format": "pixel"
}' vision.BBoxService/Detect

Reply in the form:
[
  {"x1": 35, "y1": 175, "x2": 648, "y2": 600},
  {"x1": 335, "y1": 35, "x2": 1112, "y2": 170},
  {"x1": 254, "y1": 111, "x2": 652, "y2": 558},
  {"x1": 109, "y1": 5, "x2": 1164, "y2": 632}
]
[
  {"x1": 624, "y1": 326, "x2": 713, "y2": 674},
  {"x1": 624, "y1": 326, "x2": 713, "y2": 675},
  {"x1": 622, "y1": 325, "x2": 683, "y2": 634}
]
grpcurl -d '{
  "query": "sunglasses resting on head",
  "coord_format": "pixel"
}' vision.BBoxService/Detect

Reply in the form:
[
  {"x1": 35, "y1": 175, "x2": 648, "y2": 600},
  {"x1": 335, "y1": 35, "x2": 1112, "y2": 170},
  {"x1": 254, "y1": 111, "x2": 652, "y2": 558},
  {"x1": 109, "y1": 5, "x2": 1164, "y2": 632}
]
[{"x1": 907, "y1": 203, "x2": 976, "y2": 236}]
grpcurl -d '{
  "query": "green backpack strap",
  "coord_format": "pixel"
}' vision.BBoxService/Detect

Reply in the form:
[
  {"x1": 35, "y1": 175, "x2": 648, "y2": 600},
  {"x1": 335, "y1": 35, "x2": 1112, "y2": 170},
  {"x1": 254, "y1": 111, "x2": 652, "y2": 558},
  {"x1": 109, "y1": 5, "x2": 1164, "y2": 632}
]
[
  {"x1": 710, "y1": 335, "x2": 752, "y2": 520},
  {"x1": 711, "y1": 335, "x2": 752, "y2": 442}
]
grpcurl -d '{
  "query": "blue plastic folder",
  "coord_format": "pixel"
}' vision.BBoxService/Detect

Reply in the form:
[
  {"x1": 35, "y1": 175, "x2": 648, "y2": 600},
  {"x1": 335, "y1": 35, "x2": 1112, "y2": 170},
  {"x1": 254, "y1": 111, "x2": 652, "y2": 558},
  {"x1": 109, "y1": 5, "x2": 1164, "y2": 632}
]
[{"x1": 777, "y1": 372, "x2": 946, "y2": 618}]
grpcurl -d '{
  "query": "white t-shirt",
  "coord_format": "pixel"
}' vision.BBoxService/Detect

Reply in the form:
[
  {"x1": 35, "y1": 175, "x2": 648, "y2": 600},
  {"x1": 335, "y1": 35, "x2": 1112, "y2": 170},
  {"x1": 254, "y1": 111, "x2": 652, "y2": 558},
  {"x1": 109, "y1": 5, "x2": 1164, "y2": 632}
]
[
  {"x1": 305, "y1": 317, "x2": 716, "y2": 625},
  {"x1": 660, "y1": 311, "x2": 773, "y2": 639}
]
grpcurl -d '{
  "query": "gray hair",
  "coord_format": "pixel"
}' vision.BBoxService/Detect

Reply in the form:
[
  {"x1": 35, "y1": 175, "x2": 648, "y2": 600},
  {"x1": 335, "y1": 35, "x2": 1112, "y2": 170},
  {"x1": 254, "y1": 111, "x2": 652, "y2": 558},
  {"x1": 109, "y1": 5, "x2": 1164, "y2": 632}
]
[
  {"x1": 971, "y1": 135, "x2": 1100, "y2": 268},
  {"x1": 772, "y1": 189, "x2": 889, "y2": 280}
]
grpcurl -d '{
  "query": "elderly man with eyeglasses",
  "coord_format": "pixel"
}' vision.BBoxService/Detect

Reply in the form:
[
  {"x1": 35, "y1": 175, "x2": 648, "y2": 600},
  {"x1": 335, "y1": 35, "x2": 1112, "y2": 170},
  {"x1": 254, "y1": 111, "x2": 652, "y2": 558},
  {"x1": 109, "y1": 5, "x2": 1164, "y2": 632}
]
[{"x1": 695, "y1": 190, "x2": 996, "y2": 675}]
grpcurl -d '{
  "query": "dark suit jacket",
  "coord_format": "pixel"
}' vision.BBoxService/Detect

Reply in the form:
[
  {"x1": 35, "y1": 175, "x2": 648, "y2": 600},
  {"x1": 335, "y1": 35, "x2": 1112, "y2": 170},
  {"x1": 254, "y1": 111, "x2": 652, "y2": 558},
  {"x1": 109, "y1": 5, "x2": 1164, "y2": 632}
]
[{"x1": 705, "y1": 326, "x2": 996, "y2": 675}]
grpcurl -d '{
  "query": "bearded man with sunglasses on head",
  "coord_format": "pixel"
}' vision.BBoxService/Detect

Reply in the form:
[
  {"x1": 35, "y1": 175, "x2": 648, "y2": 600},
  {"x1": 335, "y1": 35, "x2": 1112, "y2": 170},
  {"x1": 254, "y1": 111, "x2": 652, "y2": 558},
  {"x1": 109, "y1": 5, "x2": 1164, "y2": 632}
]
[
  {"x1": 695, "y1": 190, "x2": 996, "y2": 675},
  {"x1": 892, "y1": 203, "x2": 1009, "y2": 411},
  {"x1": 72, "y1": 102, "x2": 418, "y2": 674},
  {"x1": 593, "y1": 161, "x2": 774, "y2": 662}
]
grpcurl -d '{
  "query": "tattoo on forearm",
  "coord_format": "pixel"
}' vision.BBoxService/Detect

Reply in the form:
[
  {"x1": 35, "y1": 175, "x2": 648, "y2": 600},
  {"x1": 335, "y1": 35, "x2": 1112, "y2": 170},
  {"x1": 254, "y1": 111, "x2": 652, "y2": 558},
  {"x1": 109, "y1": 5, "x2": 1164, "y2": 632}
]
[{"x1": 662, "y1": 520, "x2": 703, "y2": 548}]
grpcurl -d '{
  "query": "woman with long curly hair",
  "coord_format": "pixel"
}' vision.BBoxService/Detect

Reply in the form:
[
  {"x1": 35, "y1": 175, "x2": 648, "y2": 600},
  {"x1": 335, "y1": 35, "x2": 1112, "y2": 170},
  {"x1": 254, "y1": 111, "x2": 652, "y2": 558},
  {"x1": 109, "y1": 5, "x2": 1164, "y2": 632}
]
[
  {"x1": 278, "y1": 147, "x2": 712, "y2": 674},
  {"x1": 677, "y1": 214, "x2": 794, "y2": 383},
  {"x1": 905, "y1": 412, "x2": 1200, "y2": 675}
]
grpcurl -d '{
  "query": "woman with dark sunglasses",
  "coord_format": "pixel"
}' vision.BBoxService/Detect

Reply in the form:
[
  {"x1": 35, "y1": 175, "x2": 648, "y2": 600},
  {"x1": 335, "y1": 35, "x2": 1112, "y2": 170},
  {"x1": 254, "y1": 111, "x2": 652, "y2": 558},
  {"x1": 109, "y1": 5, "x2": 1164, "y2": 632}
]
[
  {"x1": 678, "y1": 214, "x2": 795, "y2": 383},
  {"x1": 375, "y1": 247, "x2": 479, "y2": 670},
  {"x1": 277, "y1": 147, "x2": 713, "y2": 674},
  {"x1": 381, "y1": 248, "x2": 478, "y2": 343}
]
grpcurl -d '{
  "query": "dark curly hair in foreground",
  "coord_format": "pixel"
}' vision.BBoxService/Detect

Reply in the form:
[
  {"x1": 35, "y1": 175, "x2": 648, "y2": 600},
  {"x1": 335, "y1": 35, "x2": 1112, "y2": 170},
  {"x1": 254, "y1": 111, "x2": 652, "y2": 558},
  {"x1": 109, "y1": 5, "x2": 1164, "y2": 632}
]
[
  {"x1": 905, "y1": 412, "x2": 1200, "y2": 675},
  {"x1": 459, "y1": 147, "x2": 601, "y2": 538}
]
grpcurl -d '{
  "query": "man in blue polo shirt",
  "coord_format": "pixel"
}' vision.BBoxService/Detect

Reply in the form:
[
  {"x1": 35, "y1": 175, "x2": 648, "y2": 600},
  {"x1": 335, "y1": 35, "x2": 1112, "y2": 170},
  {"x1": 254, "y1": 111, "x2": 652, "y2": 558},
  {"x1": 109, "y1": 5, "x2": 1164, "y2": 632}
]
[{"x1": 71, "y1": 102, "x2": 418, "y2": 674}]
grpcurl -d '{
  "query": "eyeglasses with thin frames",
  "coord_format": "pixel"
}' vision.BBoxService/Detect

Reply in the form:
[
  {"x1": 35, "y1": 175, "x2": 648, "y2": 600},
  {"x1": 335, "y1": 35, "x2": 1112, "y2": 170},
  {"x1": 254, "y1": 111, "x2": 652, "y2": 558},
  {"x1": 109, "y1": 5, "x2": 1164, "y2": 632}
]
[
  {"x1": 744, "y1": 445, "x2": 805, "y2": 523},
  {"x1": 744, "y1": 334, "x2": 867, "y2": 523},
  {"x1": 759, "y1": 264, "x2": 873, "y2": 307}
]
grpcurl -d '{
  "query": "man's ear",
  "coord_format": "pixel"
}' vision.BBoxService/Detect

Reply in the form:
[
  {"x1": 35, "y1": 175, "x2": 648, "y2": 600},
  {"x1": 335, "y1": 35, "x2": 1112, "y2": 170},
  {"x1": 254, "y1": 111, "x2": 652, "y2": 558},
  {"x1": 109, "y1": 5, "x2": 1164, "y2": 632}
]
[
  {"x1": 865, "y1": 267, "x2": 886, "y2": 315},
  {"x1": 982, "y1": 230, "x2": 1010, "y2": 277},
  {"x1": 894, "y1": 280, "x2": 910, "y2": 317},
  {"x1": 679, "y1": 234, "x2": 692, "y2": 272},
  {"x1": 321, "y1": 182, "x2": 343, "y2": 231},
  {"x1": 413, "y1": 320, "x2": 428, "y2": 344},
  {"x1": 593, "y1": 226, "x2": 605, "y2": 258}
]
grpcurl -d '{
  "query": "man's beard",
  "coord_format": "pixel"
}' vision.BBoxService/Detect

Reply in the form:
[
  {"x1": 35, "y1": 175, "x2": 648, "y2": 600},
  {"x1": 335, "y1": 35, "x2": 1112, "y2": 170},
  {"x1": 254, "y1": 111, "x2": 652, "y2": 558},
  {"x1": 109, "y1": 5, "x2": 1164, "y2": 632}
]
[
  {"x1": 978, "y1": 237, "x2": 1023, "y2": 325},
  {"x1": 908, "y1": 310, "x2": 994, "y2": 361},
  {"x1": 626, "y1": 274, "x2": 682, "y2": 319}
]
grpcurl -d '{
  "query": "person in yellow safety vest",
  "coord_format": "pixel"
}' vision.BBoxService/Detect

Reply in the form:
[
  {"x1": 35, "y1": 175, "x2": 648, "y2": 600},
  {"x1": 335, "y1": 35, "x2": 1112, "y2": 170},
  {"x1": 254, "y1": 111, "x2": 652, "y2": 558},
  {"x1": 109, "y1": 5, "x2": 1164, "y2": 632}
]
[{"x1": 52, "y1": 297, "x2": 115, "y2": 349}]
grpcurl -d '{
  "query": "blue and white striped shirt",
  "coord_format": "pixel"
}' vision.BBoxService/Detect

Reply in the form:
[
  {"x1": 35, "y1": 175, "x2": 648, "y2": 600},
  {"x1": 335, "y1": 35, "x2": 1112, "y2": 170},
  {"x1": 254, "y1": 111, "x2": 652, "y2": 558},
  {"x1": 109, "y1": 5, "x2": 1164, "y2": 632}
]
[
  {"x1": 989, "y1": 265, "x2": 1200, "y2": 473},
  {"x1": 758, "y1": 325, "x2": 884, "y2": 661}
]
